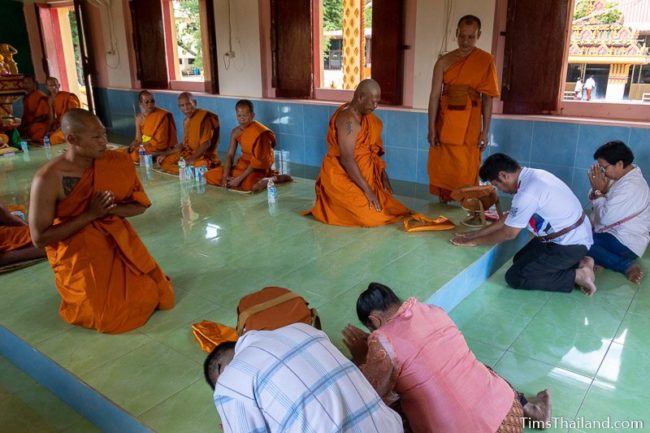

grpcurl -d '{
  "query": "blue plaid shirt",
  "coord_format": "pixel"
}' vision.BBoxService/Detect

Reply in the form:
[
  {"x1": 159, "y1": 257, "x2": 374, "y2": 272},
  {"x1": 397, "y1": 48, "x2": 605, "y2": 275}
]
[{"x1": 214, "y1": 323, "x2": 403, "y2": 433}]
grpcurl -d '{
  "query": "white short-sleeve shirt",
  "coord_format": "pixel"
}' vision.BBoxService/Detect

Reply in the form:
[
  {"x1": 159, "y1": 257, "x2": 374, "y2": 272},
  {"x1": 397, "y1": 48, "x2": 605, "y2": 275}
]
[{"x1": 505, "y1": 167, "x2": 593, "y2": 248}]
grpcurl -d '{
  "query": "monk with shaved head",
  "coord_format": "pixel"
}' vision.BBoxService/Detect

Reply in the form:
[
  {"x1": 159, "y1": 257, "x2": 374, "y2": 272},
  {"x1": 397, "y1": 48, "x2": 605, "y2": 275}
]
[
  {"x1": 46, "y1": 76, "x2": 81, "y2": 145},
  {"x1": 157, "y1": 92, "x2": 220, "y2": 174},
  {"x1": 127, "y1": 90, "x2": 178, "y2": 164},
  {"x1": 305, "y1": 79, "x2": 410, "y2": 227},
  {"x1": 29, "y1": 108, "x2": 174, "y2": 333},
  {"x1": 20, "y1": 76, "x2": 50, "y2": 143}
]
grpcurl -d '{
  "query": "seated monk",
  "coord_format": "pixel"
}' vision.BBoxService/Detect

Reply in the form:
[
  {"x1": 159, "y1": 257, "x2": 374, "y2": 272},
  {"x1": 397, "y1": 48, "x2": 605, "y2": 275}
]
[
  {"x1": 304, "y1": 79, "x2": 410, "y2": 227},
  {"x1": 20, "y1": 76, "x2": 50, "y2": 143},
  {"x1": 205, "y1": 99, "x2": 291, "y2": 192},
  {"x1": 46, "y1": 77, "x2": 81, "y2": 145},
  {"x1": 28, "y1": 109, "x2": 174, "y2": 333},
  {"x1": 157, "y1": 92, "x2": 220, "y2": 174},
  {"x1": 127, "y1": 90, "x2": 178, "y2": 164},
  {"x1": 0, "y1": 203, "x2": 45, "y2": 266}
]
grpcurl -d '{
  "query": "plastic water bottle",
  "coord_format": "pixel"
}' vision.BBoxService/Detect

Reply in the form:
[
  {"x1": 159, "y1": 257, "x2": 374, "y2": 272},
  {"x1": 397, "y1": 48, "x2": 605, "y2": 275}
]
[
  {"x1": 43, "y1": 134, "x2": 51, "y2": 149},
  {"x1": 138, "y1": 145, "x2": 146, "y2": 166},
  {"x1": 178, "y1": 157, "x2": 186, "y2": 181},
  {"x1": 267, "y1": 177, "x2": 278, "y2": 204}
]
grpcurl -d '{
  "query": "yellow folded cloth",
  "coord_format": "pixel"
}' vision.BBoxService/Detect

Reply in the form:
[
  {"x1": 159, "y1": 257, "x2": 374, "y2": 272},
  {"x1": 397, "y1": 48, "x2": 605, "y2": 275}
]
[
  {"x1": 191, "y1": 320, "x2": 238, "y2": 353},
  {"x1": 403, "y1": 214, "x2": 455, "y2": 232}
]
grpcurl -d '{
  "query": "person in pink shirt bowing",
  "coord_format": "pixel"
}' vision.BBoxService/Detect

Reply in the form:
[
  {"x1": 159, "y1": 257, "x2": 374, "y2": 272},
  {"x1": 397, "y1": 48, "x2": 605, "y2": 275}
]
[{"x1": 343, "y1": 283, "x2": 552, "y2": 433}]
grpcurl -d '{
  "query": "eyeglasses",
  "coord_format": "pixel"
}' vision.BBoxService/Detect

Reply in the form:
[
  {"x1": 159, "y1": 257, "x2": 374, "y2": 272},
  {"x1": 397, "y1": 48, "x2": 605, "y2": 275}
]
[
  {"x1": 599, "y1": 163, "x2": 612, "y2": 173},
  {"x1": 142, "y1": 99, "x2": 155, "y2": 104}
]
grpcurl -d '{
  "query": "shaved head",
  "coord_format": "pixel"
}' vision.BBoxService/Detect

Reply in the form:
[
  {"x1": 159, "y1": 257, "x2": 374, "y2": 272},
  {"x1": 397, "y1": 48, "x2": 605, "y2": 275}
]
[
  {"x1": 354, "y1": 79, "x2": 380, "y2": 98},
  {"x1": 351, "y1": 79, "x2": 381, "y2": 114},
  {"x1": 178, "y1": 92, "x2": 195, "y2": 103},
  {"x1": 61, "y1": 108, "x2": 99, "y2": 135}
]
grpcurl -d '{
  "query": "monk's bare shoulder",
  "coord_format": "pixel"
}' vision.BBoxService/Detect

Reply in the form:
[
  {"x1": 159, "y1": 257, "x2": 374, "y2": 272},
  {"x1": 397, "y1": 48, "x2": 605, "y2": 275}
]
[
  {"x1": 435, "y1": 50, "x2": 461, "y2": 71},
  {"x1": 335, "y1": 109, "x2": 360, "y2": 136},
  {"x1": 32, "y1": 156, "x2": 67, "y2": 198}
]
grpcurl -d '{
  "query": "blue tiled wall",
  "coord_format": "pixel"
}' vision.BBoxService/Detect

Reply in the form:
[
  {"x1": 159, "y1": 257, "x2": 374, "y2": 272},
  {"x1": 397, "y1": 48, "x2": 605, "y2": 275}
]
[{"x1": 95, "y1": 87, "x2": 650, "y2": 203}]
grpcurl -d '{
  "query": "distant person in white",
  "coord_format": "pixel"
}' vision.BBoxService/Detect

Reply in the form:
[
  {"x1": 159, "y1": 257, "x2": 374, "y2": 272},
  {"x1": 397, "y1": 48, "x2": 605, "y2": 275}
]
[
  {"x1": 587, "y1": 140, "x2": 650, "y2": 284},
  {"x1": 574, "y1": 78, "x2": 583, "y2": 100},
  {"x1": 451, "y1": 153, "x2": 596, "y2": 295},
  {"x1": 584, "y1": 76, "x2": 596, "y2": 101},
  {"x1": 204, "y1": 323, "x2": 403, "y2": 433}
]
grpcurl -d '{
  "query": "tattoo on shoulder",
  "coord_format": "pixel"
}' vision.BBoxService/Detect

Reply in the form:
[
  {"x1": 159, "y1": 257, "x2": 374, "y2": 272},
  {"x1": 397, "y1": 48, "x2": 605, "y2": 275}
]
[
  {"x1": 62, "y1": 176, "x2": 81, "y2": 196},
  {"x1": 345, "y1": 120, "x2": 353, "y2": 135}
]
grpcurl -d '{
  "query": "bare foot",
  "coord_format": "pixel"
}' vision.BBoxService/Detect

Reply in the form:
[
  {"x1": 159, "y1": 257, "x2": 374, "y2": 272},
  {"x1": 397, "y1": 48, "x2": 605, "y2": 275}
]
[
  {"x1": 593, "y1": 264, "x2": 604, "y2": 272},
  {"x1": 275, "y1": 174, "x2": 293, "y2": 184},
  {"x1": 625, "y1": 264, "x2": 644, "y2": 285},
  {"x1": 523, "y1": 389, "x2": 552, "y2": 424},
  {"x1": 575, "y1": 257, "x2": 597, "y2": 296}
]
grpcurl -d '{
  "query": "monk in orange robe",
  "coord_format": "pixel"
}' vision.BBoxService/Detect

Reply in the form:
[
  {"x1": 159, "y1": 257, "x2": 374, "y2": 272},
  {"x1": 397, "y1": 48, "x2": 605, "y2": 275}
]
[
  {"x1": 29, "y1": 109, "x2": 174, "y2": 333},
  {"x1": 20, "y1": 76, "x2": 50, "y2": 143},
  {"x1": 305, "y1": 79, "x2": 410, "y2": 227},
  {"x1": 127, "y1": 90, "x2": 178, "y2": 164},
  {"x1": 0, "y1": 204, "x2": 45, "y2": 266},
  {"x1": 157, "y1": 92, "x2": 220, "y2": 174},
  {"x1": 427, "y1": 15, "x2": 500, "y2": 202},
  {"x1": 46, "y1": 77, "x2": 81, "y2": 145},
  {"x1": 205, "y1": 99, "x2": 291, "y2": 192}
]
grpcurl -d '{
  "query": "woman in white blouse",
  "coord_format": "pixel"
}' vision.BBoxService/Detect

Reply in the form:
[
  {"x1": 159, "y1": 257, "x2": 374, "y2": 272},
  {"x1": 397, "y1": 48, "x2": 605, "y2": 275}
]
[{"x1": 588, "y1": 141, "x2": 650, "y2": 284}]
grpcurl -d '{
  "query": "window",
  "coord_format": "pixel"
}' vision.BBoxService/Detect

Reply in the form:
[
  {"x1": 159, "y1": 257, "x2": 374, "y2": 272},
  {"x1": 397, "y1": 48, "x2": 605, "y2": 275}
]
[
  {"x1": 167, "y1": 0, "x2": 204, "y2": 81},
  {"x1": 268, "y1": 0, "x2": 404, "y2": 104},
  {"x1": 317, "y1": 0, "x2": 372, "y2": 90},
  {"x1": 562, "y1": 0, "x2": 650, "y2": 103},
  {"x1": 129, "y1": 0, "x2": 218, "y2": 92}
]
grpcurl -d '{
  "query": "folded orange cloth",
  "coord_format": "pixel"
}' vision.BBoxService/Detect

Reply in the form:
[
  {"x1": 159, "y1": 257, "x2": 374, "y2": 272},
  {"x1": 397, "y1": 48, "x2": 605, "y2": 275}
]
[
  {"x1": 192, "y1": 320, "x2": 238, "y2": 352},
  {"x1": 403, "y1": 214, "x2": 455, "y2": 232}
]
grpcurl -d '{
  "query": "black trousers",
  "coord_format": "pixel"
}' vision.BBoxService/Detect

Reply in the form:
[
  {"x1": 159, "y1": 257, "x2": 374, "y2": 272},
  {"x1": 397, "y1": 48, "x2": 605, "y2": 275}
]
[{"x1": 505, "y1": 239, "x2": 587, "y2": 293}]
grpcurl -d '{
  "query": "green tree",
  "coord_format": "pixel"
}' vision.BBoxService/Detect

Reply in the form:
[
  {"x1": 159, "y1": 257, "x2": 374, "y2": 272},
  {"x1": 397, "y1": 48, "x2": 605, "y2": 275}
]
[
  {"x1": 323, "y1": 0, "x2": 342, "y2": 31},
  {"x1": 574, "y1": 0, "x2": 622, "y2": 24},
  {"x1": 175, "y1": 0, "x2": 203, "y2": 70}
]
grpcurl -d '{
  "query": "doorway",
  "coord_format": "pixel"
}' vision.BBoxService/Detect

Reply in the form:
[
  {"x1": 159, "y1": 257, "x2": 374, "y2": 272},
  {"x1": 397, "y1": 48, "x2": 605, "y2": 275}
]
[{"x1": 36, "y1": 3, "x2": 92, "y2": 110}]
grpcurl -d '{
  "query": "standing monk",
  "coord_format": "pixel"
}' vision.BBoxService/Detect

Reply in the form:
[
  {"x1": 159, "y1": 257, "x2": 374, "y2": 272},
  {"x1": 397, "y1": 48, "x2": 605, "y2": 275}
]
[
  {"x1": 427, "y1": 15, "x2": 500, "y2": 202},
  {"x1": 0, "y1": 203, "x2": 45, "y2": 266},
  {"x1": 205, "y1": 99, "x2": 291, "y2": 192},
  {"x1": 20, "y1": 76, "x2": 50, "y2": 143},
  {"x1": 29, "y1": 109, "x2": 174, "y2": 333},
  {"x1": 127, "y1": 90, "x2": 178, "y2": 164},
  {"x1": 304, "y1": 79, "x2": 410, "y2": 227},
  {"x1": 46, "y1": 76, "x2": 81, "y2": 145},
  {"x1": 157, "y1": 92, "x2": 220, "y2": 174}
]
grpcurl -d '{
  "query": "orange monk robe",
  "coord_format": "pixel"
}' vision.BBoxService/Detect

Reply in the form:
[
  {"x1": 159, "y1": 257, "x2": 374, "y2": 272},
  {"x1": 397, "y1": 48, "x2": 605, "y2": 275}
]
[
  {"x1": 428, "y1": 48, "x2": 500, "y2": 201},
  {"x1": 159, "y1": 109, "x2": 220, "y2": 174},
  {"x1": 21, "y1": 90, "x2": 50, "y2": 142},
  {"x1": 0, "y1": 225, "x2": 33, "y2": 252},
  {"x1": 205, "y1": 121, "x2": 276, "y2": 191},
  {"x1": 49, "y1": 92, "x2": 81, "y2": 145},
  {"x1": 129, "y1": 107, "x2": 178, "y2": 163},
  {"x1": 305, "y1": 104, "x2": 411, "y2": 227},
  {"x1": 45, "y1": 150, "x2": 174, "y2": 333}
]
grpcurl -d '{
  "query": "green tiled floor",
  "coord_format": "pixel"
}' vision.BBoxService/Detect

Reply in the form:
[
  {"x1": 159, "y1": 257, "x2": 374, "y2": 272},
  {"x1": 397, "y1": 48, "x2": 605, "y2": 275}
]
[
  {"x1": 2, "y1": 146, "x2": 648, "y2": 432},
  {"x1": 1, "y1": 146, "x2": 478, "y2": 432},
  {"x1": 451, "y1": 258, "x2": 650, "y2": 433},
  {"x1": 0, "y1": 355, "x2": 100, "y2": 433}
]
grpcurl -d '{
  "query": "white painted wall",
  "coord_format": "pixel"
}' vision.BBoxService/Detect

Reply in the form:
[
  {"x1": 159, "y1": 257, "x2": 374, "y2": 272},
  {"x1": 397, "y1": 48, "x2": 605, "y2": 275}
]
[
  {"x1": 213, "y1": 0, "x2": 263, "y2": 97},
  {"x1": 411, "y1": 0, "x2": 496, "y2": 109},
  {"x1": 87, "y1": 0, "x2": 133, "y2": 88}
]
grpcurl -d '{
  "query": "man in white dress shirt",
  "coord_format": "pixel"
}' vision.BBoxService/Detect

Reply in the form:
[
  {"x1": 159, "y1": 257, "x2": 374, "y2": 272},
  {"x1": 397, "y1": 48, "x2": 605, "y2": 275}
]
[{"x1": 588, "y1": 140, "x2": 650, "y2": 284}]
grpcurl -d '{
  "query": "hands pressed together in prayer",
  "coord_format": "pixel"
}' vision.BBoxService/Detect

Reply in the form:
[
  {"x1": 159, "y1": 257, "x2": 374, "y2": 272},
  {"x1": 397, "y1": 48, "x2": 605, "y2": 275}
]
[
  {"x1": 588, "y1": 163, "x2": 609, "y2": 198},
  {"x1": 342, "y1": 324, "x2": 370, "y2": 365},
  {"x1": 88, "y1": 190, "x2": 116, "y2": 219}
]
